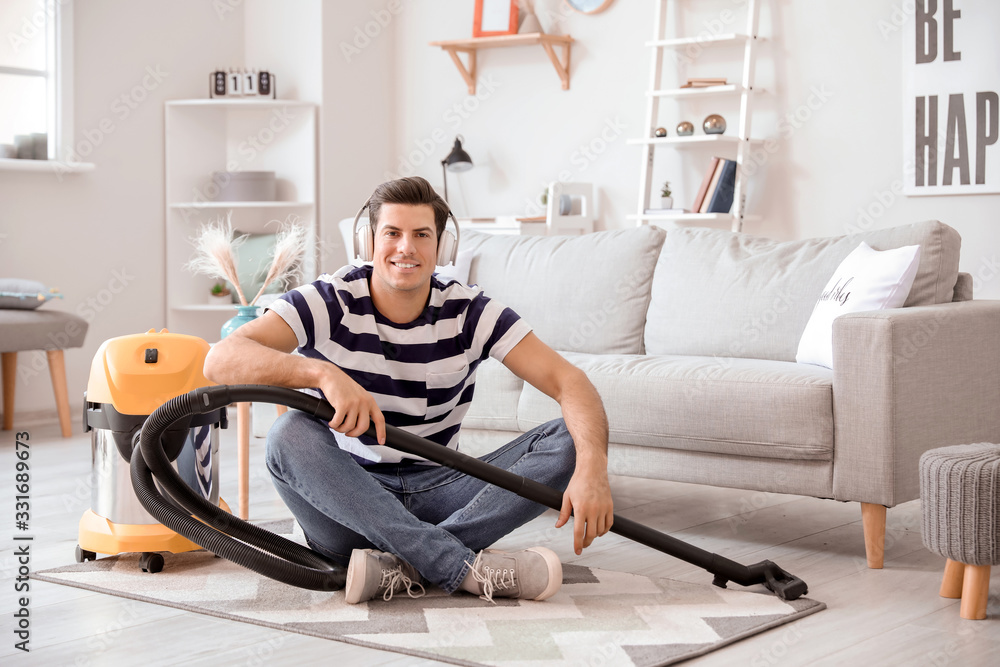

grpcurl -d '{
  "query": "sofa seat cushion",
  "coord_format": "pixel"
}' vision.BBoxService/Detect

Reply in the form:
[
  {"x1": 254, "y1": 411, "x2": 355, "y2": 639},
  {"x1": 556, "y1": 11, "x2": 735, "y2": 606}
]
[
  {"x1": 464, "y1": 357, "x2": 525, "y2": 431},
  {"x1": 518, "y1": 352, "x2": 834, "y2": 461}
]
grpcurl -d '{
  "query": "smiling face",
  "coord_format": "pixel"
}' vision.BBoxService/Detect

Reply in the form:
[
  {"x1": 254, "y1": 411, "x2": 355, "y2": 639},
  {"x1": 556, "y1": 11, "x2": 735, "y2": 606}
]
[{"x1": 369, "y1": 202, "x2": 439, "y2": 301}]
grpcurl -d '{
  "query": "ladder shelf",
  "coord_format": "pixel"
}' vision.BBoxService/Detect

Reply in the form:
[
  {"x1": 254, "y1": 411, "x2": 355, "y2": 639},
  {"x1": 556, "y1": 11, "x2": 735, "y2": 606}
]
[{"x1": 633, "y1": 0, "x2": 763, "y2": 233}]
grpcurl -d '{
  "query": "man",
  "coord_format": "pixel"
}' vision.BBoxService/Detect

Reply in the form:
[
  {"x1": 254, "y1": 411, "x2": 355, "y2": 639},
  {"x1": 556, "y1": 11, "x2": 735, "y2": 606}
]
[{"x1": 204, "y1": 176, "x2": 613, "y2": 604}]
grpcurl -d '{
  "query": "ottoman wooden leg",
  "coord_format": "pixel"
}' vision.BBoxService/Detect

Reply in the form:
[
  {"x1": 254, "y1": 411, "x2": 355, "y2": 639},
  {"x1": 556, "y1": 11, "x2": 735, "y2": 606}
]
[
  {"x1": 46, "y1": 350, "x2": 73, "y2": 438},
  {"x1": 960, "y1": 564, "x2": 991, "y2": 620},
  {"x1": 940, "y1": 559, "x2": 966, "y2": 598},
  {"x1": 1, "y1": 352, "x2": 15, "y2": 430}
]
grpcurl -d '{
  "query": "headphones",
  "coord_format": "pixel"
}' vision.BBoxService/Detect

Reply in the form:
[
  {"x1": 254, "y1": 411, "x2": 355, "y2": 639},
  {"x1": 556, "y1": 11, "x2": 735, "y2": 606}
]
[{"x1": 352, "y1": 199, "x2": 461, "y2": 266}]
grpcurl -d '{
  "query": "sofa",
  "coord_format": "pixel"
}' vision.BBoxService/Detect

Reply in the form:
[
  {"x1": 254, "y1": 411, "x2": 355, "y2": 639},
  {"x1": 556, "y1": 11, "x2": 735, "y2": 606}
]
[{"x1": 454, "y1": 220, "x2": 1000, "y2": 568}]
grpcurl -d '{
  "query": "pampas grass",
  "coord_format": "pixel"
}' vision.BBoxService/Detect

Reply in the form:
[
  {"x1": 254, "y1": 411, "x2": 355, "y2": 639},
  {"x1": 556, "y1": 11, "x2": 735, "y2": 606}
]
[
  {"x1": 185, "y1": 213, "x2": 249, "y2": 305},
  {"x1": 186, "y1": 213, "x2": 309, "y2": 307},
  {"x1": 249, "y1": 219, "x2": 309, "y2": 305}
]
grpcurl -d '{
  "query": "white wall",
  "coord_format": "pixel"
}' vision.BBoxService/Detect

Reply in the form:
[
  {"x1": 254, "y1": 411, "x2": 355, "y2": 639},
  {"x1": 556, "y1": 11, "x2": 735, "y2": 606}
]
[
  {"x1": 317, "y1": 1, "x2": 399, "y2": 272},
  {"x1": 4, "y1": 0, "x2": 997, "y2": 418},
  {"x1": 392, "y1": 0, "x2": 999, "y2": 295},
  {"x1": 0, "y1": 0, "x2": 245, "y2": 416}
]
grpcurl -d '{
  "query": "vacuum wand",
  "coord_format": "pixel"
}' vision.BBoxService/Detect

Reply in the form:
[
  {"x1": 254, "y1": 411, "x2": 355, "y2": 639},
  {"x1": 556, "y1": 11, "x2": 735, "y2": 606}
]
[
  {"x1": 370, "y1": 417, "x2": 809, "y2": 601},
  {"x1": 137, "y1": 384, "x2": 807, "y2": 600}
]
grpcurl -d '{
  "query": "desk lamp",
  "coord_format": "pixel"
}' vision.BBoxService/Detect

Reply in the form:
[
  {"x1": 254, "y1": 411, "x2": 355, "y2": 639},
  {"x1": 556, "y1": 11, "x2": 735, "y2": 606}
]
[{"x1": 441, "y1": 135, "x2": 473, "y2": 203}]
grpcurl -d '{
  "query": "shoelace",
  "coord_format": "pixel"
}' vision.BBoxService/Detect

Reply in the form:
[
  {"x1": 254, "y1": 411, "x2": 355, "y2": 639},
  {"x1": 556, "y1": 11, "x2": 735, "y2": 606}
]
[
  {"x1": 465, "y1": 551, "x2": 517, "y2": 604},
  {"x1": 379, "y1": 566, "x2": 425, "y2": 602}
]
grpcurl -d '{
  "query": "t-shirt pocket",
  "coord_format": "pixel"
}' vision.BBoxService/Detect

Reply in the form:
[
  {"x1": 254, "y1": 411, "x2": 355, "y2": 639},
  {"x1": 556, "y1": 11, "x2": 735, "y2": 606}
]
[{"x1": 425, "y1": 361, "x2": 471, "y2": 420}]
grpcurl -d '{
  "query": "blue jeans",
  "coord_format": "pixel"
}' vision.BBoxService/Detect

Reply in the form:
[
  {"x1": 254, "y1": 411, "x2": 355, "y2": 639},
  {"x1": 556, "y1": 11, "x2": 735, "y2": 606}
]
[{"x1": 264, "y1": 410, "x2": 576, "y2": 593}]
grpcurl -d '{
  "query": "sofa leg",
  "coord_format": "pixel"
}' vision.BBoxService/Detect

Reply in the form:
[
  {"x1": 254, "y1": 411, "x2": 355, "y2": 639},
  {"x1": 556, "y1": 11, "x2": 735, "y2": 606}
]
[
  {"x1": 861, "y1": 502, "x2": 886, "y2": 569},
  {"x1": 1, "y1": 352, "x2": 15, "y2": 431}
]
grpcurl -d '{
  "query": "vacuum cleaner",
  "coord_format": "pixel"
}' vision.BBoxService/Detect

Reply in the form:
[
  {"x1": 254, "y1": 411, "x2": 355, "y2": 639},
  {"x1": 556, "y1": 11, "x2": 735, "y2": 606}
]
[
  {"x1": 78, "y1": 329, "x2": 230, "y2": 573},
  {"x1": 131, "y1": 383, "x2": 809, "y2": 601}
]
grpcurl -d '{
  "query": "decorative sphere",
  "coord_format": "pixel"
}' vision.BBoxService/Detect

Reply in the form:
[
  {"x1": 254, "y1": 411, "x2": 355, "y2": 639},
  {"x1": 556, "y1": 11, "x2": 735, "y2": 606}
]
[
  {"x1": 653, "y1": 127, "x2": 667, "y2": 138},
  {"x1": 703, "y1": 114, "x2": 727, "y2": 134},
  {"x1": 676, "y1": 121, "x2": 695, "y2": 136}
]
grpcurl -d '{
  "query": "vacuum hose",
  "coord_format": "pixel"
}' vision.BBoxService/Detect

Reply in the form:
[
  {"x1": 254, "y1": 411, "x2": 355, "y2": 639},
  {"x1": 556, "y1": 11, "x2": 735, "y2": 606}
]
[{"x1": 133, "y1": 384, "x2": 808, "y2": 600}]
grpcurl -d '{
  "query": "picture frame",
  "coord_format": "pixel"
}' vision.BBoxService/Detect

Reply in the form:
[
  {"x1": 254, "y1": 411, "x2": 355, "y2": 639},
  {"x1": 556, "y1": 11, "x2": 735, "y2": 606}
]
[{"x1": 474, "y1": 0, "x2": 518, "y2": 38}]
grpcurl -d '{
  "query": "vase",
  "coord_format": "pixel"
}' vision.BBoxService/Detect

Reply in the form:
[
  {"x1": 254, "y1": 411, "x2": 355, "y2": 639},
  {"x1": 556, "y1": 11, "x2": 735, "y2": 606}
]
[{"x1": 220, "y1": 304, "x2": 260, "y2": 339}]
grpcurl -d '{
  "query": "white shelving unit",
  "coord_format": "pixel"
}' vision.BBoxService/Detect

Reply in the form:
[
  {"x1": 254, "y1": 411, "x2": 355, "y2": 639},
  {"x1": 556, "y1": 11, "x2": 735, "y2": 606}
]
[
  {"x1": 164, "y1": 99, "x2": 318, "y2": 343},
  {"x1": 631, "y1": 0, "x2": 763, "y2": 232}
]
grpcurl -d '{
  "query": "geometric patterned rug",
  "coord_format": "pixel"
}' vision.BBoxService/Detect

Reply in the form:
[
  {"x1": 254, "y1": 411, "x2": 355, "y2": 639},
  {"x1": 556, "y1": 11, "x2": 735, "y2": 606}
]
[{"x1": 34, "y1": 520, "x2": 824, "y2": 666}]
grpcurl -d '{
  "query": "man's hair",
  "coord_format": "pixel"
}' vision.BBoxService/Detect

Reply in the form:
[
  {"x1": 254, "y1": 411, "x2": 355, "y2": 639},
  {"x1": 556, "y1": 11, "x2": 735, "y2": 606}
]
[{"x1": 368, "y1": 176, "x2": 450, "y2": 240}]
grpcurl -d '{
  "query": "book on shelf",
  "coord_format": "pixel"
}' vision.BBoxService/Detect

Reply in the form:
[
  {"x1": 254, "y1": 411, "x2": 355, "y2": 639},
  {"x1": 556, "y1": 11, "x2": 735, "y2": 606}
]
[
  {"x1": 680, "y1": 77, "x2": 728, "y2": 88},
  {"x1": 706, "y1": 159, "x2": 737, "y2": 213},
  {"x1": 691, "y1": 157, "x2": 721, "y2": 212},
  {"x1": 699, "y1": 159, "x2": 726, "y2": 213}
]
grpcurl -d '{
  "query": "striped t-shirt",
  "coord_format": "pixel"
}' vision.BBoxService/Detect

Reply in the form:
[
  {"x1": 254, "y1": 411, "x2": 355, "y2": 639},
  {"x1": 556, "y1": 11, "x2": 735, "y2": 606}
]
[{"x1": 266, "y1": 264, "x2": 532, "y2": 464}]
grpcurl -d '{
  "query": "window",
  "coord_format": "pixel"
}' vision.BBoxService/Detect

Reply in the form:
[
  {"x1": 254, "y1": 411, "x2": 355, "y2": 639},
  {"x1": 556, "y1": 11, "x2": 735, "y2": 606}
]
[{"x1": 0, "y1": 0, "x2": 73, "y2": 162}]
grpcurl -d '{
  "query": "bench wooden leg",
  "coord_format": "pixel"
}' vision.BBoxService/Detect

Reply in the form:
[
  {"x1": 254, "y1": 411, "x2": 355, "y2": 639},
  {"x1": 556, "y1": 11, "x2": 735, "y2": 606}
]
[
  {"x1": 960, "y1": 564, "x2": 991, "y2": 620},
  {"x1": 861, "y1": 502, "x2": 886, "y2": 569},
  {"x1": 940, "y1": 559, "x2": 966, "y2": 598},
  {"x1": 46, "y1": 350, "x2": 73, "y2": 438},
  {"x1": 2, "y1": 352, "x2": 15, "y2": 431}
]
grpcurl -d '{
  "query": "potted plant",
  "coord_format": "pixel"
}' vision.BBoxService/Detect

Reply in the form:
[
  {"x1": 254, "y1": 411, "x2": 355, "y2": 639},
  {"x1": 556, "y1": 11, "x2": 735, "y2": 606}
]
[
  {"x1": 660, "y1": 181, "x2": 673, "y2": 209},
  {"x1": 209, "y1": 281, "x2": 232, "y2": 305}
]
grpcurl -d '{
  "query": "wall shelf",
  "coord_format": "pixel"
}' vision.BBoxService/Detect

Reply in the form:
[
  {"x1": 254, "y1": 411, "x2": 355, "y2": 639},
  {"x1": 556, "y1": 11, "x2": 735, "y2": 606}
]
[
  {"x1": 626, "y1": 135, "x2": 757, "y2": 147},
  {"x1": 0, "y1": 158, "x2": 94, "y2": 173},
  {"x1": 168, "y1": 201, "x2": 314, "y2": 209},
  {"x1": 429, "y1": 33, "x2": 573, "y2": 94}
]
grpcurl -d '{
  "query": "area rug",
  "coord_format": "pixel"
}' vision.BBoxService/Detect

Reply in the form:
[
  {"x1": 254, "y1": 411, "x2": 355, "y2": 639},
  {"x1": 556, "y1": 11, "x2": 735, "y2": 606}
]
[{"x1": 34, "y1": 520, "x2": 824, "y2": 666}]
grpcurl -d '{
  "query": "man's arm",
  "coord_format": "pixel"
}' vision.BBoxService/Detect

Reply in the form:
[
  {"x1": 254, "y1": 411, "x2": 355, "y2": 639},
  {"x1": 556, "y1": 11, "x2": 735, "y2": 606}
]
[
  {"x1": 501, "y1": 332, "x2": 613, "y2": 555},
  {"x1": 203, "y1": 310, "x2": 386, "y2": 443}
]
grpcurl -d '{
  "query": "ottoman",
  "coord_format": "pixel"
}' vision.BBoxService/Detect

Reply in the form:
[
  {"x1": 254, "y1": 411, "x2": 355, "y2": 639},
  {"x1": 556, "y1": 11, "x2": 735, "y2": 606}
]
[
  {"x1": 0, "y1": 309, "x2": 88, "y2": 437},
  {"x1": 920, "y1": 443, "x2": 1000, "y2": 620}
]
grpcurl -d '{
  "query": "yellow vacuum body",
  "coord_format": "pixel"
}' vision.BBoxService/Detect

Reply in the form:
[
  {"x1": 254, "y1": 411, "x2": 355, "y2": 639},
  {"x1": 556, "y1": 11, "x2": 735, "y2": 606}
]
[{"x1": 79, "y1": 329, "x2": 228, "y2": 566}]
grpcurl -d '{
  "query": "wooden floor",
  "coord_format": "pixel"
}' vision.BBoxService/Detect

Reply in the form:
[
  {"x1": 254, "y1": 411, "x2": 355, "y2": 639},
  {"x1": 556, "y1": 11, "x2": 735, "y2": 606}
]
[{"x1": 2, "y1": 414, "x2": 998, "y2": 666}]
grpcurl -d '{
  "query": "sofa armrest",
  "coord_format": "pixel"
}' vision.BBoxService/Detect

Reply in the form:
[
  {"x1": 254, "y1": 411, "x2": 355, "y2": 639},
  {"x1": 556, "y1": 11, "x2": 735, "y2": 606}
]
[{"x1": 832, "y1": 300, "x2": 1000, "y2": 506}]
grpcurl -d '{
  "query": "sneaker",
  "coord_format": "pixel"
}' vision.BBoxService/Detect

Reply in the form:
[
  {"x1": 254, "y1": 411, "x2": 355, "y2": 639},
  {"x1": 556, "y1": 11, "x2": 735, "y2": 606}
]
[
  {"x1": 464, "y1": 547, "x2": 562, "y2": 603},
  {"x1": 344, "y1": 549, "x2": 425, "y2": 604}
]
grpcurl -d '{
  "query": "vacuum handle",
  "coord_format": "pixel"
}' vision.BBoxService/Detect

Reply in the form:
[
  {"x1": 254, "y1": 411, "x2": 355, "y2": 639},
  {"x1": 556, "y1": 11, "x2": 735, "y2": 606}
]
[{"x1": 185, "y1": 385, "x2": 808, "y2": 600}]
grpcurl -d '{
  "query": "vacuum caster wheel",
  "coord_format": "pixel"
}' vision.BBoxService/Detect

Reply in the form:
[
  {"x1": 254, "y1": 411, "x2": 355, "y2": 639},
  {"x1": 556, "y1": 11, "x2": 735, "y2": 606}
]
[
  {"x1": 139, "y1": 552, "x2": 164, "y2": 573},
  {"x1": 75, "y1": 545, "x2": 97, "y2": 563}
]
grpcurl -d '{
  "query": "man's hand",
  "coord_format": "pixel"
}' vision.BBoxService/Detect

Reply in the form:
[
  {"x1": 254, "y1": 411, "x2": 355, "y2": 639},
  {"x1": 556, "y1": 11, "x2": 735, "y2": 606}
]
[
  {"x1": 555, "y1": 466, "x2": 614, "y2": 555},
  {"x1": 317, "y1": 367, "x2": 387, "y2": 445}
]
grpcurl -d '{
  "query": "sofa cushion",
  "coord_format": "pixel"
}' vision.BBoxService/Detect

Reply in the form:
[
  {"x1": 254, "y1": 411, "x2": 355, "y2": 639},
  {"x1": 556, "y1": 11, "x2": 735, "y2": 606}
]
[
  {"x1": 516, "y1": 352, "x2": 834, "y2": 461},
  {"x1": 644, "y1": 220, "x2": 962, "y2": 361},
  {"x1": 462, "y1": 226, "x2": 666, "y2": 354},
  {"x1": 463, "y1": 357, "x2": 524, "y2": 432}
]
